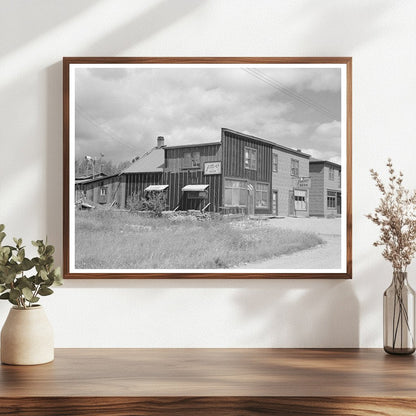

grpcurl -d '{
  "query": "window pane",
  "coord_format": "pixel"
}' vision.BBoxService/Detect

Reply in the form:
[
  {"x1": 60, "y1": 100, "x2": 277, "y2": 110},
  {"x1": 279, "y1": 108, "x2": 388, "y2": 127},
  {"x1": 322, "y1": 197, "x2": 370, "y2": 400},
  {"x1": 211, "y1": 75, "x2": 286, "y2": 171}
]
[{"x1": 224, "y1": 189, "x2": 232, "y2": 205}]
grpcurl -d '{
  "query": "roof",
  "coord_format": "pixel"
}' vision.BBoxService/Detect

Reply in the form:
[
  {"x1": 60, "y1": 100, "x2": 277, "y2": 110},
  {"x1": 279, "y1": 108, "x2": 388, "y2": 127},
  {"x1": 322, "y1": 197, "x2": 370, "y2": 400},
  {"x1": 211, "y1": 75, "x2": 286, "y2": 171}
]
[
  {"x1": 144, "y1": 185, "x2": 169, "y2": 191},
  {"x1": 75, "y1": 173, "x2": 119, "y2": 185},
  {"x1": 310, "y1": 158, "x2": 341, "y2": 169},
  {"x1": 75, "y1": 172, "x2": 107, "y2": 181},
  {"x1": 164, "y1": 142, "x2": 221, "y2": 150},
  {"x1": 221, "y1": 128, "x2": 311, "y2": 158},
  {"x1": 122, "y1": 147, "x2": 165, "y2": 173},
  {"x1": 182, "y1": 184, "x2": 209, "y2": 192}
]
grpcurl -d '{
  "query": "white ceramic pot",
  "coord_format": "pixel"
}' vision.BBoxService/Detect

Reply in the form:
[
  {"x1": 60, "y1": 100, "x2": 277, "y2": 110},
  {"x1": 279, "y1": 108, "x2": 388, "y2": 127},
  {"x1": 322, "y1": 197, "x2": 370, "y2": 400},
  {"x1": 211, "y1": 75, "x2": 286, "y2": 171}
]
[{"x1": 1, "y1": 305, "x2": 54, "y2": 365}]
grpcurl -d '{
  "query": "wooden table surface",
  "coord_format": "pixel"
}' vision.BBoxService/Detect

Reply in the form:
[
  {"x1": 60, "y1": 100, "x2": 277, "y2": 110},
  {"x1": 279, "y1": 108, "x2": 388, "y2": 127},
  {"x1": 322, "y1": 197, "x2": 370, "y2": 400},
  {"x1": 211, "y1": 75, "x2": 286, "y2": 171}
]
[{"x1": 1, "y1": 348, "x2": 416, "y2": 415}]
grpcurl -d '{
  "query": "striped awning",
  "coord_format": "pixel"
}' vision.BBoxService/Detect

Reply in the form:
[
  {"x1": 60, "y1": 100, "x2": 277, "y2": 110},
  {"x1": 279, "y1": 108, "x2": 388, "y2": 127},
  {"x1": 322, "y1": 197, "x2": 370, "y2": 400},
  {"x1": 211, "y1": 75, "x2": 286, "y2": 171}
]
[
  {"x1": 144, "y1": 185, "x2": 169, "y2": 192},
  {"x1": 182, "y1": 184, "x2": 209, "y2": 192}
]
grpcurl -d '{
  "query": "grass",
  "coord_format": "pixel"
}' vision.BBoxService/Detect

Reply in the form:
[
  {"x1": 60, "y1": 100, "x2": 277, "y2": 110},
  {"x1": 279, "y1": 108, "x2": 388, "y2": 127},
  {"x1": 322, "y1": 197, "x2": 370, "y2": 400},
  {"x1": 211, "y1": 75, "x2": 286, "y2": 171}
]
[{"x1": 75, "y1": 210, "x2": 324, "y2": 269}]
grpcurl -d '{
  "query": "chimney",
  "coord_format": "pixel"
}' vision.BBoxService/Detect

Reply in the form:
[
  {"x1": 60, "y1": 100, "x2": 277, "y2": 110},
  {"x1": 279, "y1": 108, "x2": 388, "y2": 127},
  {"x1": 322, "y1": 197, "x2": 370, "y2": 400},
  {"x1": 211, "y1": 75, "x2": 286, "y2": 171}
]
[{"x1": 157, "y1": 136, "x2": 165, "y2": 148}]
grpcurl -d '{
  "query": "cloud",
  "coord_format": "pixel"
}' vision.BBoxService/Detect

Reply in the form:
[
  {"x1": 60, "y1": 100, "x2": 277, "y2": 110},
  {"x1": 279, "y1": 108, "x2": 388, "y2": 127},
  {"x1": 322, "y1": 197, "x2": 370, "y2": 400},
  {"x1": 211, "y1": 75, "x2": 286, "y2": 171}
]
[
  {"x1": 74, "y1": 66, "x2": 342, "y2": 163},
  {"x1": 302, "y1": 148, "x2": 341, "y2": 165},
  {"x1": 260, "y1": 68, "x2": 341, "y2": 93},
  {"x1": 307, "y1": 120, "x2": 341, "y2": 153}
]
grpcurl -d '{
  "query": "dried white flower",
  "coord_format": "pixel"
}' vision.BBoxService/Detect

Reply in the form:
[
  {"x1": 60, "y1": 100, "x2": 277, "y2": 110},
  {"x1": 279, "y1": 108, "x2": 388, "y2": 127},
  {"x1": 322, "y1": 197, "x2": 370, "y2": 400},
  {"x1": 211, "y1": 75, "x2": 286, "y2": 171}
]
[{"x1": 367, "y1": 159, "x2": 416, "y2": 272}]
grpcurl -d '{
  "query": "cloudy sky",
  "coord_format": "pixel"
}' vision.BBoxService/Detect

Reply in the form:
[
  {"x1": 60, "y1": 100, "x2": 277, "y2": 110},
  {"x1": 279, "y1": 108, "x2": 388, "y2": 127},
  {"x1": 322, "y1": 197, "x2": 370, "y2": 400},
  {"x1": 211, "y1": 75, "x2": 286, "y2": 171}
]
[{"x1": 74, "y1": 65, "x2": 342, "y2": 164}]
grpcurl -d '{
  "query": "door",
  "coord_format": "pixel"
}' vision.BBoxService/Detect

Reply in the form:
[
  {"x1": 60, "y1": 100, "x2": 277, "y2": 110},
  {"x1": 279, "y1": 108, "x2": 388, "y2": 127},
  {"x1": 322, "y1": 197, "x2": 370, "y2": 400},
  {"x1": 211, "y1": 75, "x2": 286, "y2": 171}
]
[
  {"x1": 247, "y1": 183, "x2": 255, "y2": 215},
  {"x1": 272, "y1": 190, "x2": 278, "y2": 215},
  {"x1": 337, "y1": 192, "x2": 341, "y2": 215}
]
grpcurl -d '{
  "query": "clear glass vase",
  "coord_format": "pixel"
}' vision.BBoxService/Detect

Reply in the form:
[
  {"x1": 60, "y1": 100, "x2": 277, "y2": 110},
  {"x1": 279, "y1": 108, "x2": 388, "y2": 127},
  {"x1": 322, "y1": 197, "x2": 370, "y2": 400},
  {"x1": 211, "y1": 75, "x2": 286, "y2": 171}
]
[{"x1": 383, "y1": 271, "x2": 415, "y2": 355}]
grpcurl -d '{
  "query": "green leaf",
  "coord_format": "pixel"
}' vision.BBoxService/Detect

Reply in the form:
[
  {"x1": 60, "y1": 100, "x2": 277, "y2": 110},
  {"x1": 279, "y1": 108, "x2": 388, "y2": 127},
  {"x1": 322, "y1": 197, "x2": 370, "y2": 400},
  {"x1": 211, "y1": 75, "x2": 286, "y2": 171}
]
[
  {"x1": 0, "y1": 224, "x2": 4, "y2": 232},
  {"x1": 0, "y1": 232, "x2": 6, "y2": 244},
  {"x1": 17, "y1": 276, "x2": 35, "y2": 290},
  {"x1": 20, "y1": 258, "x2": 33, "y2": 271},
  {"x1": 39, "y1": 269, "x2": 48, "y2": 281},
  {"x1": 0, "y1": 285, "x2": 6, "y2": 294},
  {"x1": 38, "y1": 287, "x2": 53, "y2": 296},
  {"x1": 8, "y1": 297, "x2": 18, "y2": 306},
  {"x1": 22, "y1": 287, "x2": 34, "y2": 301},
  {"x1": 0, "y1": 292, "x2": 9, "y2": 299},
  {"x1": 2, "y1": 271, "x2": 16, "y2": 285},
  {"x1": 32, "y1": 240, "x2": 43, "y2": 247},
  {"x1": 52, "y1": 267, "x2": 63, "y2": 285},
  {"x1": 45, "y1": 245, "x2": 55, "y2": 256},
  {"x1": 17, "y1": 248, "x2": 25, "y2": 263},
  {"x1": 9, "y1": 288, "x2": 21, "y2": 301}
]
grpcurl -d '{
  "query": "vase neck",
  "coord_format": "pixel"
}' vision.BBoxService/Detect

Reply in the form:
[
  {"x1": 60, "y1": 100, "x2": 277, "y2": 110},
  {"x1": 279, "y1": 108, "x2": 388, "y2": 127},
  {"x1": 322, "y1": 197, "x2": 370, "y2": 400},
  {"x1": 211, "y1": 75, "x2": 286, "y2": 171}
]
[{"x1": 393, "y1": 271, "x2": 408, "y2": 284}]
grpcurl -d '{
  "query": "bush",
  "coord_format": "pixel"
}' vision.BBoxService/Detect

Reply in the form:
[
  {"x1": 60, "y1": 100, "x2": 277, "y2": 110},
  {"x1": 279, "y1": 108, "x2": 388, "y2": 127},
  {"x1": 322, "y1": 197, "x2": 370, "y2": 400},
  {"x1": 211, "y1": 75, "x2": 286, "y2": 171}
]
[{"x1": 127, "y1": 191, "x2": 167, "y2": 217}]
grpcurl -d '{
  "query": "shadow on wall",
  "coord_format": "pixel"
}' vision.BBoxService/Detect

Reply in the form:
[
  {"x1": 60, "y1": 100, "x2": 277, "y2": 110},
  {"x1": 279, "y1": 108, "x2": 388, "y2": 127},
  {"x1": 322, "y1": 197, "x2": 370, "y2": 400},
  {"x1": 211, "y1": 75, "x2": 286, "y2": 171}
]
[
  {"x1": 83, "y1": 0, "x2": 204, "y2": 55},
  {"x1": 0, "y1": 0, "x2": 101, "y2": 56},
  {"x1": 45, "y1": 0, "x2": 205, "y2": 265},
  {"x1": 233, "y1": 279, "x2": 359, "y2": 347}
]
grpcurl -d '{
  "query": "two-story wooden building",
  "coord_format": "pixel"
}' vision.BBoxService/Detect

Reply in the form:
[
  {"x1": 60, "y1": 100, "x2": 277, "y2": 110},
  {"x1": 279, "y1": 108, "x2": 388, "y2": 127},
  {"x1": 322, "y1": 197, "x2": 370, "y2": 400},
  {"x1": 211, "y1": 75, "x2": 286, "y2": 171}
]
[
  {"x1": 75, "y1": 128, "x2": 313, "y2": 216},
  {"x1": 309, "y1": 159, "x2": 342, "y2": 217}
]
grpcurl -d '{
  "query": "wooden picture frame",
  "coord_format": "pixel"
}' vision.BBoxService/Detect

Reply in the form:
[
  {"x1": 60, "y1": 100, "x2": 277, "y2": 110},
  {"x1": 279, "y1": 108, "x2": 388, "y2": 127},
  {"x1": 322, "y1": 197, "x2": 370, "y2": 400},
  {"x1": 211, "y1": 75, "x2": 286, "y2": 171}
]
[{"x1": 63, "y1": 57, "x2": 352, "y2": 279}]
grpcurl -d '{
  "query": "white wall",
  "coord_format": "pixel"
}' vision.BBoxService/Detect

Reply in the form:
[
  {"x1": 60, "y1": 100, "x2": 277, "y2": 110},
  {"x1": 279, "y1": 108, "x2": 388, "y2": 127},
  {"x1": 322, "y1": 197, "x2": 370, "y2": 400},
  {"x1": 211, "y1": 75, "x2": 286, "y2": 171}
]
[{"x1": 1, "y1": 0, "x2": 415, "y2": 347}]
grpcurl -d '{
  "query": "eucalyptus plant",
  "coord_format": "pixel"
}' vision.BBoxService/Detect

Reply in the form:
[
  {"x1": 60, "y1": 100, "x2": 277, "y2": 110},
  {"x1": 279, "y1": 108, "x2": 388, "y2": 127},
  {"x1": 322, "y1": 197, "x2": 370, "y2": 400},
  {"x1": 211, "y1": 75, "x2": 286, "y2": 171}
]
[{"x1": 0, "y1": 224, "x2": 62, "y2": 309}]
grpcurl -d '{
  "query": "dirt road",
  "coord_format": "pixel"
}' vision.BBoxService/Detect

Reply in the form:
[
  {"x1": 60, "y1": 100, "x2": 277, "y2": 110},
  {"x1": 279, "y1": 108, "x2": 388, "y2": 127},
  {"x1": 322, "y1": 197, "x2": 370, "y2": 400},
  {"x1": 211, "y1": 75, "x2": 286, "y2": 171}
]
[{"x1": 239, "y1": 217, "x2": 342, "y2": 270}]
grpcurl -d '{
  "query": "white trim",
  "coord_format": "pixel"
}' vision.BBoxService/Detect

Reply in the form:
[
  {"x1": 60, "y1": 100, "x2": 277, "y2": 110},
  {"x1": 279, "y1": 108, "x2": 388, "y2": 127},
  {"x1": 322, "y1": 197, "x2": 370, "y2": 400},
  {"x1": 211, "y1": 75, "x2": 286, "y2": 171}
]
[{"x1": 182, "y1": 184, "x2": 209, "y2": 192}]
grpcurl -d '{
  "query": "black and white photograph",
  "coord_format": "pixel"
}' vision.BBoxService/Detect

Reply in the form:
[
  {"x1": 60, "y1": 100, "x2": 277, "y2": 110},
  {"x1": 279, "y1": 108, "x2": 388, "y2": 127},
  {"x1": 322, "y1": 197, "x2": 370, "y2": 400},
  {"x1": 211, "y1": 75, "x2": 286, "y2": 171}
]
[{"x1": 64, "y1": 58, "x2": 351, "y2": 278}]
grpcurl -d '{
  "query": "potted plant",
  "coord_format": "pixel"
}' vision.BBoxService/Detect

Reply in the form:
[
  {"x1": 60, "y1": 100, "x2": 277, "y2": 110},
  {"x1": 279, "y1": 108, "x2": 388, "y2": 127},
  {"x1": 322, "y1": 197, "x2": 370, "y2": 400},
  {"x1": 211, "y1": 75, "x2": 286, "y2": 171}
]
[
  {"x1": 367, "y1": 159, "x2": 416, "y2": 354},
  {"x1": 0, "y1": 224, "x2": 62, "y2": 365}
]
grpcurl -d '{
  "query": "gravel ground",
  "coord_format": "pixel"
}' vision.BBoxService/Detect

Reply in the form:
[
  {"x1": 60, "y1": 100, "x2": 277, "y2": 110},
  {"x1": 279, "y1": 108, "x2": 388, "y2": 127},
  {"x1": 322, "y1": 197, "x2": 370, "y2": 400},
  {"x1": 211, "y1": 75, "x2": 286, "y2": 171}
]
[{"x1": 239, "y1": 217, "x2": 342, "y2": 270}]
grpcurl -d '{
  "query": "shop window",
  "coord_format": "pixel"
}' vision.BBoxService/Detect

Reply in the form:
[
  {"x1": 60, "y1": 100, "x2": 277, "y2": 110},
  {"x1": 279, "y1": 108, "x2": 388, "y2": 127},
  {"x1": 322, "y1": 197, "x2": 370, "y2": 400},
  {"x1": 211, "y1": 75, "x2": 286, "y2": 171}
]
[
  {"x1": 327, "y1": 190, "x2": 336, "y2": 208},
  {"x1": 294, "y1": 190, "x2": 307, "y2": 211},
  {"x1": 291, "y1": 159, "x2": 299, "y2": 176},
  {"x1": 183, "y1": 152, "x2": 200, "y2": 168},
  {"x1": 255, "y1": 182, "x2": 269, "y2": 208},
  {"x1": 224, "y1": 179, "x2": 247, "y2": 206},
  {"x1": 244, "y1": 147, "x2": 257, "y2": 170}
]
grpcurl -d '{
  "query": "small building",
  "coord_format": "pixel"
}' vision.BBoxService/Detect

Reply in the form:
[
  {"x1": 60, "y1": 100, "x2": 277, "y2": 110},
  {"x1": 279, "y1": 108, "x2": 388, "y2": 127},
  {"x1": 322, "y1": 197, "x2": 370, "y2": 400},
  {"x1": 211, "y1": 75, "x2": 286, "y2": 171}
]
[
  {"x1": 75, "y1": 174, "x2": 124, "y2": 207},
  {"x1": 309, "y1": 159, "x2": 342, "y2": 217}
]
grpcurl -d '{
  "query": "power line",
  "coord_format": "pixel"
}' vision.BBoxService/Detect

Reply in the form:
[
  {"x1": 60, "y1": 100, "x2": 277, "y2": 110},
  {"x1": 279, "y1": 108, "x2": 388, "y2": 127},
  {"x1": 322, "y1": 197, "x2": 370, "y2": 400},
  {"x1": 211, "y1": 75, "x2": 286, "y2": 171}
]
[
  {"x1": 75, "y1": 103, "x2": 140, "y2": 153},
  {"x1": 242, "y1": 68, "x2": 338, "y2": 120},
  {"x1": 244, "y1": 68, "x2": 337, "y2": 119}
]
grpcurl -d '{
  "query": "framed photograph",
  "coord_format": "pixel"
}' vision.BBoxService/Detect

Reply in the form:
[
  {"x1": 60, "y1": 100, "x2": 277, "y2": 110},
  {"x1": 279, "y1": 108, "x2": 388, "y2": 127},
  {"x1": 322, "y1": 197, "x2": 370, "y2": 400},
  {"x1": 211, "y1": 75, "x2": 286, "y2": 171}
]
[{"x1": 63, "y1": 57, "x2": 352, "y2": 279}]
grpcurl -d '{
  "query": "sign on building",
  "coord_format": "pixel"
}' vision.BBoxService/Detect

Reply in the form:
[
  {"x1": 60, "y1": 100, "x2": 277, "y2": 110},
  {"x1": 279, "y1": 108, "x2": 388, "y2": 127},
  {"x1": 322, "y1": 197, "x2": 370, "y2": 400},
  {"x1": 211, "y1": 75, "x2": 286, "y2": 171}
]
[
  {"x1": 297, "y1": 177, "x2": 311, "y2": 189},
  {"x1": 204, "y1": 161, "x2": 221, "y2": 175}
]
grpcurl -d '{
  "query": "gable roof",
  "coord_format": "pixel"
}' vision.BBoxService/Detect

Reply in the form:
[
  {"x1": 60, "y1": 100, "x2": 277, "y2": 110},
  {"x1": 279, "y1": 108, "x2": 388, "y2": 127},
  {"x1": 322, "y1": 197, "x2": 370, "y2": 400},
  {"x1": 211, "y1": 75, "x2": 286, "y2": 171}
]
[
  {"x1": 122, "y1": 147, "x2": 165, "y2": 173},
  {"x1": 310, "y1": 158, "x2": 341, "y2": 169},
  {"x1": 221, "y1": 128, "x2": 311, "y2": 158}
]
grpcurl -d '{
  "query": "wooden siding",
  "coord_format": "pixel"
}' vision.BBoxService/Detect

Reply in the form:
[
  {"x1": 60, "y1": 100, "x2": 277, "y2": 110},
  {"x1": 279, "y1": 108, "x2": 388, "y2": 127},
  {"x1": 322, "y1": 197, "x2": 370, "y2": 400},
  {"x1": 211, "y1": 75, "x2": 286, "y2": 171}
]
[
  {"x1": 309, "y1": 163, "x2": 342, "y2": 217},
  {"x1": 271, "y1": 149, "x2": 310, "y2": 217},
  {"x1": 76, "y1": 176, "x2": 124, "y2": 208},
  {"x1": 164, "y1": 171, "x2": 221, "y2": 212},
  {"x1": 125, "y1": 172, "x2": 164, "y2": 203},
  {"x1": 222, "y1": 129, "x2": 272, "y2": 183},
  {"x1": 222, "y1": 129, "x2": 273, "y2": 214},
  {"x1": 309, "y1": 163, "x2": 325, "y2": 216},
  {"x1": 165, "y1": 144, "x2": 222, "y2": 172}
]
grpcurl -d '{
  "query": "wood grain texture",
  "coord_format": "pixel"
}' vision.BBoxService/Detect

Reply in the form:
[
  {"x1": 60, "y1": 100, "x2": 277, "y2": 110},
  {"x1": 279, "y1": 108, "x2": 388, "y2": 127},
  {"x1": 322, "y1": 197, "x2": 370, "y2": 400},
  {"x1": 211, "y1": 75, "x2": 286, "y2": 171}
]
[
  {"x1": 63, "y1": 57, "x2": 352, "y2": 279},
  {"x1": 1, "y1": 397, "x2": 416, "y2": 416},
  {"x1": 1, "y1": 349, "x2": 415, "y2": 415}
]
